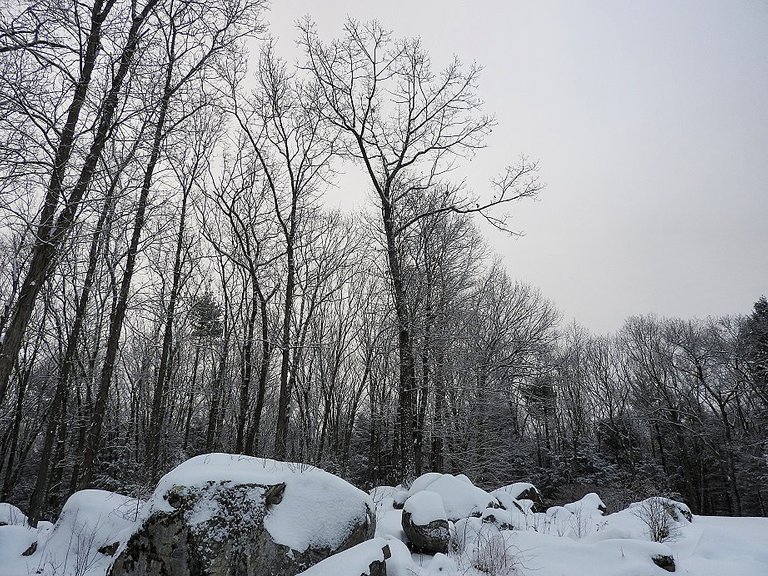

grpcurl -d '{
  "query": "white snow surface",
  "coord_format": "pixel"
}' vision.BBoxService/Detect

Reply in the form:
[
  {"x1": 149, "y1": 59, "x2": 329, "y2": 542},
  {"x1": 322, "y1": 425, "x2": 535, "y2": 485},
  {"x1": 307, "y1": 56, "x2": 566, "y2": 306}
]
[
  {"x1": 150, "y1": 453, "x2": 374, "y2": 552},
  {"x1": 405, "y1": 473, "x2": 495, "y2": 521},
  {"x1": 404, "y1": 490, "x2": 447, "y2": 525},
  {"x1": 1, "y1": 489, "x2": 141, "y2": 576},
  {"x1": 412, "y1": 510, "x2": 768, "y2": 576},
  {"x1": 3, "y1": 466, "x2": 768, "y2": 576},
  {"x1": 297, "y1": 536, "x2": 413, "y2": 576},
  {"x1": 375, "y1": 507, "x2": 407, "y2": 542}
]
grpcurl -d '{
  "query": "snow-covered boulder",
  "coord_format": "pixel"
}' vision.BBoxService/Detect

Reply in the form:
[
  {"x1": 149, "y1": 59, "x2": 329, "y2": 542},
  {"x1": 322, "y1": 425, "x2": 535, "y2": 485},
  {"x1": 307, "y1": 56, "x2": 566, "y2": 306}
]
[
  {"x1": 1, "y1": 490, "x2": 141, "y2": 576},
  {"x1": 481, "y1": 505, "x2": 513, "y2": 529},
  {"x1": 401, "y1": 491, "x2": 450, "y2": 554},
  {"x1": 109, "y1": 454, "x2": 375, "y2": 576},
  {"x1": 296, "y1": 537, "x2": 414, "y2": 576},
  {"x1": 588, "y1": 496, "x2": 692, "y2": 544},
  {"x1": 628, "y1": 497, "x2": 692, "y2": 523},
  {"x1": 0, "y1": 502, "x2": 28, "y2": 526},
  {"x1": 564, "y1": 492, "x2": 607, "y2": 517},
  {"x1": 544, "y1": 505, "x2": 574, "y2": 536},
  {"x1": 369, "y1": 486, "x2": 397, "y2": 511},
  {"x1": 45, "y1": 490, "x2": 140, "y2": 559},
  {"x1": 403, "y1": 473, "x2": 496, "y2": 521},
  {"x1": 492, "y1": 482, "x2": 544, "y2": 512},
  {"x1": 453, "y1": 516, "x2": 484, "y2": 547},
  {"x1": 296, "y1": 537, "x2": 391, "y2": 576}
]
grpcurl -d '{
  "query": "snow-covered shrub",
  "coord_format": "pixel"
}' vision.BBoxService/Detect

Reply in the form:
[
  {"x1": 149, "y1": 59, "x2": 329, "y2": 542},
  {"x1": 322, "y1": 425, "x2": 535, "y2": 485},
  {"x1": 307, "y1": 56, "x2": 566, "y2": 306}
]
[
  {"x1": 470, "y1": 530, "x2": 520, "y2": 576},
  {"x1": 450, "y1": 520, "x2": 520, "y2": 576},
  {"x1": 630, "y1": 497, "x2": 686, "y2": 543}
]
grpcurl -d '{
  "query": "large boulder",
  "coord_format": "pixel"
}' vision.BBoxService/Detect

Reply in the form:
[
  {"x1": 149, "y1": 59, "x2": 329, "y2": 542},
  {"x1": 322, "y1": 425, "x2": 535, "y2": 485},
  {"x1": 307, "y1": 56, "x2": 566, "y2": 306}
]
[
  {"x1": 401, "y1": 491, "x2": 450, "y2": 554},
  {"x1": 109, "y1": 454, "x2": 375, "y2": 576},
  {"x1": 492, "y1": 482, "x2": 544, "y2": 512},
  {"x1": 564, "y1": 492, "x2": 607, "y2": 517},
  {"x1": 401, "y1": 473, "x2": 496, "y2": 521}
]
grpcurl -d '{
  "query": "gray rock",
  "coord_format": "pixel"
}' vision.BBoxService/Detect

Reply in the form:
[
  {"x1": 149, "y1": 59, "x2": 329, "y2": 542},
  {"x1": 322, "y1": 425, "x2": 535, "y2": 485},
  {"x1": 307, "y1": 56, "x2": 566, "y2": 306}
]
[
  {"x1": 514, "y1": 487, "x2": 544, "y2": 512},
  {"x1": 652, "y1": 554, "x2": 676, "y2": 572},
  {"x1": 109, "y1": 480, "x2": 374, "y2": 576},
  {"x1": 401, "y1": 510, "x2": 450, "y2": 554}
]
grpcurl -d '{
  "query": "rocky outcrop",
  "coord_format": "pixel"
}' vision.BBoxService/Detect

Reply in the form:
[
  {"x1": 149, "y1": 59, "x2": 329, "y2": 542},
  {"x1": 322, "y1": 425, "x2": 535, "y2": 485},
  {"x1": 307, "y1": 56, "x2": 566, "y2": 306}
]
[
  {"x1": 401, "y1": 491, "x2": 450, "y2": 554},
  {"x1": 109, "y1": 454, "x2": 375, "y2": 576}
]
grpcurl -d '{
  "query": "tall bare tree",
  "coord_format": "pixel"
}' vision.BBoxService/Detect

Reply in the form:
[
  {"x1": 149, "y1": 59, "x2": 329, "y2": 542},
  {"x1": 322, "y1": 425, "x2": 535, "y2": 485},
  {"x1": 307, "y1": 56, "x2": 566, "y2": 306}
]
[
  {"x1": 300, "y1": 19, "x2": 541, "y2": 477},
  {"x1": 228, "y1": 41, "x2": 338, "y2": 459},
  {"x1": 76, "y1": 0, "x2": 265, "y2": 488},
  {"x1": 0, "y1": 0, "x2": 163, "y2": 404}
]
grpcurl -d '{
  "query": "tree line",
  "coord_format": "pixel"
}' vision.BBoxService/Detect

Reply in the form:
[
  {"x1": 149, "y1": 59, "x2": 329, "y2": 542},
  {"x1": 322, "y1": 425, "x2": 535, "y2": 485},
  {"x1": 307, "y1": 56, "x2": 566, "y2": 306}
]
[{"x1": 0, "y1": 0, "x2": 765, "y2": 524}]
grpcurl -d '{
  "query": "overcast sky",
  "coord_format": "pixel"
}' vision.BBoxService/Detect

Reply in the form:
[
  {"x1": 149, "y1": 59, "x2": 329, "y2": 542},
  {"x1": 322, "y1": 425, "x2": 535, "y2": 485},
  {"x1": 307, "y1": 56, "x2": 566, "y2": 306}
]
[{"x1": 267, "y1": 0, "x2": 768, "y2": 334}]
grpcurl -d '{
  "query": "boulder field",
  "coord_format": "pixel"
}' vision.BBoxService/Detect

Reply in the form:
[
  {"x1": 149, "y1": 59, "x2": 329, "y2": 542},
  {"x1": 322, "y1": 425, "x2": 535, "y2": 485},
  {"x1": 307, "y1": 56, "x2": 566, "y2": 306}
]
[{"x1": 0, "y1": 454, "x2": 718, "y2": 576}]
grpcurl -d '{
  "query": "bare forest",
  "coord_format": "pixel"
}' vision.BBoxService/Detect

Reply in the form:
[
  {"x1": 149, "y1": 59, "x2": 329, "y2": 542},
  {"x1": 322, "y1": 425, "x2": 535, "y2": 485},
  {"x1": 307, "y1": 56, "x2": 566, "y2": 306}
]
[{"x1": 1, "y1": 0, "x2": 766, "y2": 529}]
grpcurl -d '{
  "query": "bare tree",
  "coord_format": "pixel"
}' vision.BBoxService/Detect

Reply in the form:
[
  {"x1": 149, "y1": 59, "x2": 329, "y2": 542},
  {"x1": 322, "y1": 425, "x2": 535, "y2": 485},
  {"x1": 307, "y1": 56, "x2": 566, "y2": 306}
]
[
  {"x1": 198, "y1": 131, "x2": 281, "y2": 457},
  {"x1": 0, "y1": 0, "x2": 164, "y2": 404},
  {"x1": 76, "y1": 0, "x2": 265, "y2": 488},
  {"x1": 227, "y1": 41, "x2": 338, "y2": 459},
  {"x1": 300, "y1": 19, "x2": 541, "y2": 477}
]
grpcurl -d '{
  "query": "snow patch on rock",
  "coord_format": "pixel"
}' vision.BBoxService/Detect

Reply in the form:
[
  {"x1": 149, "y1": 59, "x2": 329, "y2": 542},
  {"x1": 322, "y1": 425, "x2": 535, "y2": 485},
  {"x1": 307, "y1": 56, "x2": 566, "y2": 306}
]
[{"x1": 151, "y1": 453, "x2": 374, "y2": 552}]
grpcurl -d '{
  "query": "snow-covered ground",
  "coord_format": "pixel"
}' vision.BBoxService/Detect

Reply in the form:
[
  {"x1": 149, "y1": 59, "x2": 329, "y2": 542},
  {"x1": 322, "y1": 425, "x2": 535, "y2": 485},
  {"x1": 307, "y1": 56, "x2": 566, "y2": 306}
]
[
  {"x1": 2, "y1": 457, "x2": 767, "y2": 576},
  {"x1": 1, "y1": 490, "x2": 141, "y2": 576},
  {"x1": 389, "y1": 511, "x2": 768, "y2": 576},
  {"x1": 373, "y1": 480, "x2": 768, "y2": 576}
]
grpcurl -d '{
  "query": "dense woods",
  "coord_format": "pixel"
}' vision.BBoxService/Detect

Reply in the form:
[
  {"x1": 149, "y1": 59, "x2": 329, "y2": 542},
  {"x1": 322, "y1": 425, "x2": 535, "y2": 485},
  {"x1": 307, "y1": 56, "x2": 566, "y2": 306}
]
[{"x1": 1, "y1": 0, "x2": 766, "y2": 527}]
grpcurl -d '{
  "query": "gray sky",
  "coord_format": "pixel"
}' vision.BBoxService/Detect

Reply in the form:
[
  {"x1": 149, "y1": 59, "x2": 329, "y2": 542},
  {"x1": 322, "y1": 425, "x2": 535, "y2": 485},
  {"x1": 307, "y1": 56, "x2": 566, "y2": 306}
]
[{"x1": 267, "y1": 0, "x2": 768, "y2": 334}]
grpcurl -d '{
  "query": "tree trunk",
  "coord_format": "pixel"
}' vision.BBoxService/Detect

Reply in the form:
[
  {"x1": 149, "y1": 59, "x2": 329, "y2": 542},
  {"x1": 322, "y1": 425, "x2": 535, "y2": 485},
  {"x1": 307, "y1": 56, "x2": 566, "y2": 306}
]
[
  {"x1": 274, "y1": 242, "x2": 295, "y2": 460},
  {"x1": 27, "y1": 185, "x2": 115, "y2": 524},
  {"x1": 206, "y1": 334, "x2": 230, "y2": 452},
  {"x1": 148, "y1": 177, "x2": 191, "y2": 472},
  {"x1": 382, "y1": 202, "x2": 417, "y2": 480},
  {"x1": 0, "y1": 0, "x2": 153, "y2": 404},
  {"x1": 431, "y1": 332, "x2": 445, "y2": 472},
  {"x1": 183, "y1": 344, "x2": 201, "y2": 451},
  {"x1": 77, "y1": 34, "x2": 172, "y2": 488},
  {"x1": 236, "y1": 297, "x2": 258, "y2": 453},
  {"x1": 245, "y1": 287, "x2": 270, "y2": 455}
]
